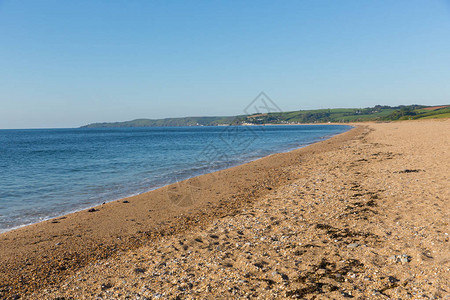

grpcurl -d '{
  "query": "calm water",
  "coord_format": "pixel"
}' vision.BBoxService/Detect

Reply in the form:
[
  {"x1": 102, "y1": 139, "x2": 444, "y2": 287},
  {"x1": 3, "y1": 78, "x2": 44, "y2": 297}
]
[{"x1": 0, "y1": 125, "x2": 349, "y2": 232}]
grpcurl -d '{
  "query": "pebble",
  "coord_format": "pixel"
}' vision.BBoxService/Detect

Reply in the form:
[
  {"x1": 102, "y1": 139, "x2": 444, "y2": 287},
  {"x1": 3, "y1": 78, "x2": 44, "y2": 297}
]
[
  {"x1": 134, "y1": 268, "x2": 146, "y2": 274},
  {"x1": 100, "y1": 283, "x2": 112, "y2": 291},
  {"x1": 388, "y1": 254, "x2": 411, "y2": 263},
  {"x1": 388, "y1": 276, "x2": 399, "y2": 283}
]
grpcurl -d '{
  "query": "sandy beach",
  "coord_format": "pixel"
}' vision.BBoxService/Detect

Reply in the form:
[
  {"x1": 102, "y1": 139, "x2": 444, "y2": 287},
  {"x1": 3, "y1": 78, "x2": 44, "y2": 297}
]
[{"x1": 1, "y1": 119, "x2": 449, "y2": 299}]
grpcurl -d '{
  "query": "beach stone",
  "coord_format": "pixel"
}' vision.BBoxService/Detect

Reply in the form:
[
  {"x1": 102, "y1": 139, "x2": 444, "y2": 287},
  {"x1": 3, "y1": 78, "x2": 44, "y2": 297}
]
[
  {"x1": 388, "y1": 254, "x2": 411, "y2": 263},
  {"x1": 134, "y1": 268, "x2": 146, "y2": 274},
  {"x1": 400, "y1": 254, "x2": 410, "y2": 263},
  {"x1": 388, "y1": 276, "x2": 399, "y2": 283},
  {"x1": 341, "y1": 291, "x2": 353, "y2": 298},
  {"x1": 279, "y1": 273, "x2": 289, "y2": 281},
  {"x1": 347, "y1": 243, "x2": 360, "y2": 248},
  {"x1": 388, "y1": 255, "x2": 398, "y2": 262},
  {"x1": 101, "y1": 283, "x2": 113, "y2": 291}
]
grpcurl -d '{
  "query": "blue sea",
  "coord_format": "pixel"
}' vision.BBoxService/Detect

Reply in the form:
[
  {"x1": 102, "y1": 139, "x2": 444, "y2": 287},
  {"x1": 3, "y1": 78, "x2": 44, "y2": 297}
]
[{"x1": 0, "y1": 125, "x2": 350, "y2": 233}]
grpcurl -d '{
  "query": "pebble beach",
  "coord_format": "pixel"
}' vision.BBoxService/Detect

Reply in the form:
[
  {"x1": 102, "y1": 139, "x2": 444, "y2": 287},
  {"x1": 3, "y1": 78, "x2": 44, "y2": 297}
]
[{"x1": 1, "y1": 119, "x2": 449, "y2": 299}]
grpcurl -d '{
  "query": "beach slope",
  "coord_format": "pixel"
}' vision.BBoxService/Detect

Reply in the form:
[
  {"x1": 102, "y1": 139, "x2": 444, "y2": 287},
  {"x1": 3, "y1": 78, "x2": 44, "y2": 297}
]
[{"x1": 1, "y1": 119, "x2": 449, "y2": 299}]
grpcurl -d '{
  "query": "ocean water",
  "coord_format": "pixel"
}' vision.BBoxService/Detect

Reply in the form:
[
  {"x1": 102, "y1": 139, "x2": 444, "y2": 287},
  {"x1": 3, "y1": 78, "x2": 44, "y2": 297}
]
[{"x1": 0, "y1": 125, "x2": 350, "y2": 233}]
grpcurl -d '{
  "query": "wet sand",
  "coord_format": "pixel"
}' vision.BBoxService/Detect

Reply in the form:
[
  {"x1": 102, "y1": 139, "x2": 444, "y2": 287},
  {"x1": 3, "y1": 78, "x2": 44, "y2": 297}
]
[{"x1": 1, "y1": 119, "x2": 449, "y2": 299}]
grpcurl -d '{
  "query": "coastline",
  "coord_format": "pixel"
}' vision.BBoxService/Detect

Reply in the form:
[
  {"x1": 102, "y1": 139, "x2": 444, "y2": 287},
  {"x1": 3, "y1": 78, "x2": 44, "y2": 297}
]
[
  {"x1": 0, "y1": 124, "x2": 351, "y2": 235},
  {"x1": 0, "y1": 124, "x2": 360, "y2": 297},
  {"x1": 1, "y1": 119, "x2": 449, "y2": 298}
]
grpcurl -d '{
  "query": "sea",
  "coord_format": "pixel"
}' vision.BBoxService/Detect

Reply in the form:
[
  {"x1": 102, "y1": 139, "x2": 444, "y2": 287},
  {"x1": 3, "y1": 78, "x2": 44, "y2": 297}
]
[{"x1": 0, "y1": 125, "x2": 350, "y2": 233}]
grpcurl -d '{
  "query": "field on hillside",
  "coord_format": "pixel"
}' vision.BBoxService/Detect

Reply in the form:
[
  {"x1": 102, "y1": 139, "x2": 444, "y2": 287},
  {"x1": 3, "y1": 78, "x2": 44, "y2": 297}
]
[{"x1": 82, "y1": 105, "x2": 450, "y2": 128}]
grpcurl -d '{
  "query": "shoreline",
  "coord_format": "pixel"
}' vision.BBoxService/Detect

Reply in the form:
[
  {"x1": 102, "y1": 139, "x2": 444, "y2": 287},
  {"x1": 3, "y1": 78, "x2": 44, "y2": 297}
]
[
  {"x1": 0, "y1": 124, "x2": 362, "y2": 298},
  {"x1": 1, "y1": 119, "x2": 449, "y2": 298},
  {"x1": 0, "y1": 125, "x2": 351, "y2": 235}
]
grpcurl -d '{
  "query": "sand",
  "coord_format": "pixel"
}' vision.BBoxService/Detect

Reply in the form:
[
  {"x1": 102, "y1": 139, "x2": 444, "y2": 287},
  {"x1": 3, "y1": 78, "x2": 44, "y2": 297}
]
[{"x1": 0, "y1": 119, "x2": 449, "y2": 299}]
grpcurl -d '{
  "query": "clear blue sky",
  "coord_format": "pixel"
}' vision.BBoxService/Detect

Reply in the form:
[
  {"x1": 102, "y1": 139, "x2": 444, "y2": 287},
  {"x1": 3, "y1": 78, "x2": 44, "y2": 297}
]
[{"x1": 1, "y1": 0, "x2": 450, "y2": 128}]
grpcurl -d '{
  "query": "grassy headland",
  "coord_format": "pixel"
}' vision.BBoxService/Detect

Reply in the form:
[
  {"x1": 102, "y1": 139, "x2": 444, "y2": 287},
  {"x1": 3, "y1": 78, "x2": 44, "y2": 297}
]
[{"x1": 81, "y1": 104, "x2": 450, "y2": 128}]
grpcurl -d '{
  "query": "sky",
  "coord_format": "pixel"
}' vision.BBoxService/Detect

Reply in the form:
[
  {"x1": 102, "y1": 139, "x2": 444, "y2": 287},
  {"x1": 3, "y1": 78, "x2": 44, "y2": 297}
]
[{"x1": 1, "y1": 0, "x2": 450, "y2": 129}]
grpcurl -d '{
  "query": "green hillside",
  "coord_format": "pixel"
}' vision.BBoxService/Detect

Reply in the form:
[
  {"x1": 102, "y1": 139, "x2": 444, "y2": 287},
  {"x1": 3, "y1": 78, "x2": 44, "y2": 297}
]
[
  {"x1": 81, "y1": 105, "x2": 450, "y2": 128},
  {"x1": 81, "y1": 116, "x2": 237, "y2": 128}
]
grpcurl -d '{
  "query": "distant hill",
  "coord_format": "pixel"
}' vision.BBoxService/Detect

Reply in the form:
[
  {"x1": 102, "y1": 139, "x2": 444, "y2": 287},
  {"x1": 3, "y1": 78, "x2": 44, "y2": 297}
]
[
  {"x1": 81, "y1": 104, "x2": 450, "y2": 128},
  {"x1": 81, "y1": 116, "x2": 239, "y2": 128}
]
